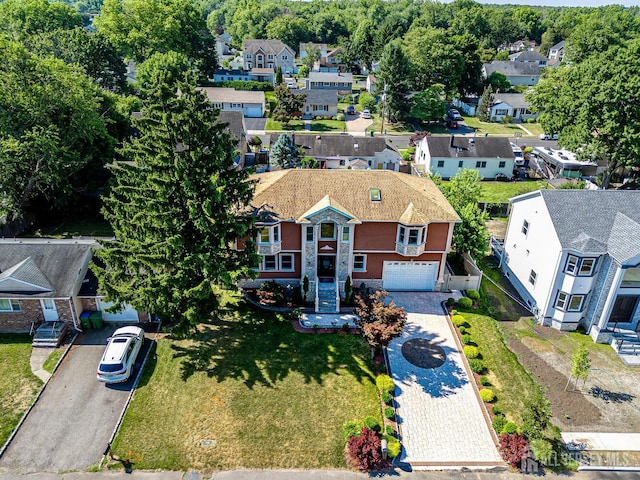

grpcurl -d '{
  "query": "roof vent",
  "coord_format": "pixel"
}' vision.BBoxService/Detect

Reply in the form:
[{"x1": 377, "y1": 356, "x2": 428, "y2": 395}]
[
  {"x1": 316, "y1": 135, "x2": 321, "y2": 140},
  {"x1": 457, "y1": 147, "x2": 463, "y2": 152},
  {"x1": 369, "y1": 188, "x2": 381, "y2": 202},
  {"x1": 469, "y1": 138, "x2": 475, "y2": 145},
  {"x1": 354, "y1": 143, "x2": 358, "y2": 149}
]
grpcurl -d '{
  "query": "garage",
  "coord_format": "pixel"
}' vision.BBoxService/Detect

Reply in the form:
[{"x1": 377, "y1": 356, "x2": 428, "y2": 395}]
[
  {"x1": 382, "y1": 261, "x2": 438, "y2": 291},
  {"x1": 97, "y1": 299, "x2": 140, "y2": 322}
]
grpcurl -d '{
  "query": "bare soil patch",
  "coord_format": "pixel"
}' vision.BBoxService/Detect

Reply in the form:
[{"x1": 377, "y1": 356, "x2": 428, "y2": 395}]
[{"x1": 503, "y1": 320, "x2": 640, "y2": 433}]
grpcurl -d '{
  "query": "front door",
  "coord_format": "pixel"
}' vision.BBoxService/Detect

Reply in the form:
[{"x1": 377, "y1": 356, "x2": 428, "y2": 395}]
[
  {"x1": 610, "y1": 296, "x2": 639, "y2": 325},
  {"x1": 41, "y1": 299, "x2": 59, "y2": 321},
  {"x1": 317, "y1": 255, "x2": 335, "y2": 279}
]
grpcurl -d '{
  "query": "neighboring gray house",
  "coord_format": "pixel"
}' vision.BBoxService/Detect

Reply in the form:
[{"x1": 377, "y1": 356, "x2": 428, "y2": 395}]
[
  {"x1": 307, "y1": 71, "x2": 353, "y2": 94},
  {"x1": 490, "y1": 93, "x2": 538, "y2": 122},
  {"x1": 243, "y1": 39, "x2": 295, "y2": 73},
  {"x1": 293, "y1": 89, "x2": 339, "y2": 119},
  {"x1": 198, "y1": 87, "x2": 265, "y2": 118},
  {"x1": 508, "y1": 50, "x2": 548, "y2": 67},
  {"x1": 414, "y1": 136, "x2": 515, "y2": 179},
  {"x1": 217, "y1": 110, "x2": 247, "y2": 167},
  {"x1": 269, "y1": 133, "x2": 403, "y2": 171},
  {"x1": 495, "y1": 190, "x2": 640, "y2": 363},
  {"x1": 483, "y1": 61, "x2": 541, "y2": 87},
  {"x1": 212, "y1": 68, "x2": 275, "y2": 85}
]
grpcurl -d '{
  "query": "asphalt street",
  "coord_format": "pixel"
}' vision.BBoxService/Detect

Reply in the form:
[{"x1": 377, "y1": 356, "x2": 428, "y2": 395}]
[{"x1": 0, "y1": 326, "x2": 151, "y2": 475}]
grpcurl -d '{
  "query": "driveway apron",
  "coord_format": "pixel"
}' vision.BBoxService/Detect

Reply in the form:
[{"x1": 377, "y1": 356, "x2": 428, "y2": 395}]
[
  {"x1": 0, "y1": 326, "x2": 147, "y2": 474},
  {"x1": 387, "y1": 292, "x2": 502, "y2": 467}
]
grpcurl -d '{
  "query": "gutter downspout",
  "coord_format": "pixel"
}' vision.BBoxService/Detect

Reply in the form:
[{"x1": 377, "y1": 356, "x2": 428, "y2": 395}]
[{"x1": 69, "y1": 298, "x2": 80, "y2": 331}]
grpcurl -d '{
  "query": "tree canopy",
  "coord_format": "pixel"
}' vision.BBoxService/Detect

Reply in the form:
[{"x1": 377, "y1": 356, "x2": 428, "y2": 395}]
[{"x1": 94, "y1": 73, "x2": 259, "y2": 331}]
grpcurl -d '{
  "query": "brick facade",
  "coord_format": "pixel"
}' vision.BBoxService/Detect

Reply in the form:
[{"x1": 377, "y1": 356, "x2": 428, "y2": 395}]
[{"x1": 0, "y1": 299, "x2": 44, "y2": 332}]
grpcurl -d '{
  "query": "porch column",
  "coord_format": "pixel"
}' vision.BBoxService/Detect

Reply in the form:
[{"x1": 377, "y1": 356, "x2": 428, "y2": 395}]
[{"x1": 596, "y1": 264, "x2": 625, "y2": 332}]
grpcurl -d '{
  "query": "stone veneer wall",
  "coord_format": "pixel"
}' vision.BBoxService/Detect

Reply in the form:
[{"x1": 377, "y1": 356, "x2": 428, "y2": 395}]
[{"x1": 585, "y1": 255, "x2": 616, "y2": 343}]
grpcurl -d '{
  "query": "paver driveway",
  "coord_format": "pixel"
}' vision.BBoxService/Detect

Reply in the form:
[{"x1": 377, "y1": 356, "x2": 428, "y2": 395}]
[
  {"x1": 387, "y1": 292, "x2": 503, "y2": 468},
  {"x1": 0, "y1": 326, "x2": 150, "y2": 474}
]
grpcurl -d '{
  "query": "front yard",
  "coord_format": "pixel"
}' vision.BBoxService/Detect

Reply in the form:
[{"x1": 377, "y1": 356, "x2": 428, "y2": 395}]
[
  {"x1": 480, "y1": 180, "x2": 549, "y2": 203},
  {"x1": 265, "y1": 118, "x2": 346, "y2": 132},
  {"x1": 462, "y1": 117, "x2": 533, "y2": 136},
  {"x1": 110, "y1": 293, "x2": 380, "y2": 470},
  {"x1": 0, "y1": 335, "x2": 42, "y2": 446}
]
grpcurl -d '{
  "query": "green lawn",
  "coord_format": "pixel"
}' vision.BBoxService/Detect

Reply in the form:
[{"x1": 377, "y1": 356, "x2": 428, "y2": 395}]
[
  {"x1": 458, "y1": 312, "x2": 543, "y2": 425},
  {"x1": 0, "y1": 335, "x2": 42, "y2": 446},
  {"x1": 366, "y1": 118, "x2": 414, "y2": 134},
  {"x1": 111, "y1": 293, "x2": 380, "y2": 470},
  {"x1": 480, "y1": 180, "x2": 549, "y2": 203},
  {"x1": 265, "y1": 118, "x2": 345, "y2": 133},
  {"x1": 463, "y1": 117, "x2": 532, "y2": 136}
]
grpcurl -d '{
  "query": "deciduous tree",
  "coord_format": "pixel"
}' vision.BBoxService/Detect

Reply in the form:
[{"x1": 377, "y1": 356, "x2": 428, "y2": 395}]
[
  {"x1": 93, "y1": 73, "x2": 259, "y2": 331},
  {"x1": 272, "y1": 84, "x2": 306, "y2": 126},
  {"x1": 355, "y1": 290, "x2": 407, "y2": 350},
  {"x1": 409, "y1": 84, "x2": 446, "y2": 123}
]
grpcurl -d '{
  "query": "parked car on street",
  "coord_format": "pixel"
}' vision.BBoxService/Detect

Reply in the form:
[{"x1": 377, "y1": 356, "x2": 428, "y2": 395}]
[
  {"x1": 446, "y1": 120, "x2": 458, "y2": 129},
  {"x1": 346, "y1": 105, "x2": 356, "y2": 115},
  {"x1": 97, "y1": 326, "x2": 144, "y2": 384},
  {"x1": 447, "y1": 109, "x2": 463, "y2": 121},
  {"x1": 539, "y1": 132, "x2": 559, "y2": 140},
  {"x1": 362, "y1": 109, "x2": 371, "y2": 119}
]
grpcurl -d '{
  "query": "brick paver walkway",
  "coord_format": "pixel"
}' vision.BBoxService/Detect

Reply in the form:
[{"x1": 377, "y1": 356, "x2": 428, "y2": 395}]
[{"x1": 387, "y1": 292, "x2": 503, "y2": 467}]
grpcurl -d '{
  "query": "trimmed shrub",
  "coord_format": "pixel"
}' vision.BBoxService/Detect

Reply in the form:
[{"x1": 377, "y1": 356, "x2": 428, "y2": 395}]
[
  {"x1": 492, "y1": 405, "x2": 502, "y2": 415},
  {"x1": 458, "y1": 297, "x2": 473, "y2": 308},
  {"x1": 450, "y1": 309, "x2": 458, "y2": 315},
  {"x1": 363, "y1": 415, "x2": 381, "y2": 433},
  {"x1": 530, "y1": 438, "x2": 554, "y2": 463},
  {"x1": 458, "y1": 325, "x2": 467, "y2": 334},
  {"x1": 492, "y1": 415, "x2": 507, "y2": 434},
  {"x1": 498, "y1": 433, "x2": 529, "y2": 469},
  {"x1": 451, "y1": 315, "x2": 466, "y2": 327},
  {"x1": 480, "y1": 376, "x2": 491, "y2": 386},
  {"x1": 463, "y1": 345, "x2": 480, "y2": 359},
  {"x1": 446, "y1": 297, "x2": 456, "y2": 307},
  {"x1": 384, "y1": 407, "x2": 395, "y2": 419},
  {"x1": 336, "y1": 113, "x2": 345, "y2": 121},
  {"x1": 256, "y1": 280, "x2": 285, "y2": 305},
  {"x1": 382, "y1": 435, "x2": 402, "y2": 458},
  {"x1": 385, "y1": 425, "x2": 395, "y2": 436},
  {"x1": 381, "y1": 392, "x2": 393, "y2": 405},
  {"x1": 468, "y1": 358, "x2": 486, "y2": 373},
  {"x1": 342, "y1": 419, "x2": 364, "y2": 440},
  {"x1": 461, "y1": 334, "x2": 472, "y2": 345},
  {"x1": 376, "y1": 374, "x2": 395, "y2": 394},
  {"x1": 479, "y1": 388, "x2": 495, "y2": 403},
  {"x1": 501, "y1": 422, "x2": 518, "y2": 435},
  {"x1": 346, "y1": 427, "x2": 388, "y2": 471},
  {"x1": 466, "y1": 289, "x2": 480, "y2": 300}
]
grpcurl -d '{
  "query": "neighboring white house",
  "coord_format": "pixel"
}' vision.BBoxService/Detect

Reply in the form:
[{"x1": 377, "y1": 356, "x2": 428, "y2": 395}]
[
  {"x1": 490, "y1": 93, "x2": 539, "y2": 122},
  {"x1": 495, "y1": 190, "x2": 640, "y2": 362},
  {"x1": 307, "y1": 71, "x2": 353, "y2": 93},
  {"x1": 483, "y1": 61, "x2": 541, "y2": 87},
  {"x1": 269, "y1": 133, "x2": 403, "y2": 171},
  {"x1": 293, "y1": 89, "x2": 338, "y2": 119},
  {"x1": 413, "y1": 136, "x2": 515, "y2": 179},
  {"x1": 366, "y1": 75, "x2": 376, "y2": 94},
  {"x1": 548, "y1": 40, "x2": 566, "y2": 61},
  {"x1": 453, "y1": 97, "x2": 478, "y2": 116},
  {"x1": 244, "y1": 39, "x2": 295, "y2": 73},
  {"x1": 198, "y1": 87, "x2": 265, "y2": 118}
]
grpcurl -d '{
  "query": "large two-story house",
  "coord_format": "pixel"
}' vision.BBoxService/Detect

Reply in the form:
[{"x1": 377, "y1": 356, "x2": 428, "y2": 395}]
[
  {"x1": 413, "y1": 136, "x2": 515, "y2": 179},
  {"x1": 243, "y1": 39, "x2": 295, "y2": 73},
  {"x1": 240, "y1": 170, "x2": 460, "y2": 312},
  {"x1": 495, "y1": 190, "x2": 640, "y2": 360}
]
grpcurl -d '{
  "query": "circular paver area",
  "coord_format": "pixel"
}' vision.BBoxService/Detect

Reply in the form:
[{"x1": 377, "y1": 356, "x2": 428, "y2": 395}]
[{"x1": 401, "y1": 338, "x2": 446, "y2": 369}]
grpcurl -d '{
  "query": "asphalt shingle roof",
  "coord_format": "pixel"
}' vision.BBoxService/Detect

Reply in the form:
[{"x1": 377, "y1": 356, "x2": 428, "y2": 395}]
[
  {"x1": 268, "y1": 134, "x2": 393, "y2": 158},
  {"x1": 484, "y1": 61, "x2": 541, "y2": 77},
  {"x1": 536, "y1": 190, "x2": 640, "y2": 265},
  {"x1": 249, "y1": 170, "x2": 460, "y2": 224},
  {"x1": 492, "y1": 93, "x2": 531, "y2": 110},
  {"x1": 308, "y1": 71, "x2": 353, "y2": 83},
  {"x1": 244, "y1": 39, "x2": 294, "y2": 55},
  {"x1": 0, "y1": 240, "x2": 96, "y2": 297},
  {"x1": 291, "y1": 89, "x2": 338, "y2": 105},
  {"x1": 425, "y1": 136, "x2": 515, "y2": 159}
]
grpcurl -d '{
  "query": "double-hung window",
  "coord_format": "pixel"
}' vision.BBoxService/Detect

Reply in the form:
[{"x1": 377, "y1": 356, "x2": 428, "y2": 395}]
[
  {"x1": 0, "y1": 299, "x2": 20, "y2": 312},
  {"x1": 522, "y1": 220, "x2": 529, "y2": 236},
  {"x1": 353, "y1": 255, "x2": 366, "y2": 271},
  {"x1": 565, "y1": 255, "x2": 597, "y2": 276},
  {"x1": 555, "y1": 291, "x2": 586, "y2": 312},
  {"x1": 398, "y1": 226, "x2": 425, "y2": 245},
  {"x1": 258, "y1": 224, "x2": 280, "y2": 244}
]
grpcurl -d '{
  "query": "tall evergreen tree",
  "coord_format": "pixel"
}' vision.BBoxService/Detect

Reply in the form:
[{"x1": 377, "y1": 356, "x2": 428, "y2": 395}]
[
  {"x1": 269, "y1": 133, "x2": 299, "y2": 169},
  {"x1": 93, "y1": 73, "x2": 259, "y2": 331},
  {"x1": 375, "y1": 40, "x2": 411, "y2": 123},
  {"x1": 477, "y1": 85, "x2": 493, "y2": 122}
]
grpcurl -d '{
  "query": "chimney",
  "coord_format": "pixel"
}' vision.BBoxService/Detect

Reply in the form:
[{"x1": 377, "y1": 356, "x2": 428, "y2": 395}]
[{"x1": 450, "y1": 135, "x2": 455, "y2": 148}]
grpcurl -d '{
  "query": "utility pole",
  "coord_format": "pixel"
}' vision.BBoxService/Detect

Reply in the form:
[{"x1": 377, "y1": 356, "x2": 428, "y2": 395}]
[{"x1": 380, "y1": 83, "x2": 388, "y2": 135}]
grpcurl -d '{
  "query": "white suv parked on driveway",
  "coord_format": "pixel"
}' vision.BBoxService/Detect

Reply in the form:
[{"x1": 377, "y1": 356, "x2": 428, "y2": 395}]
[{"x1": 97, "y1": 326, "x2": 144, "y2": 384}]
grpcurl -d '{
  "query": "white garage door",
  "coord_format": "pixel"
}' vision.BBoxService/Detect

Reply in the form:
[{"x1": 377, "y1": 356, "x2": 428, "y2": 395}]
[
  {"x1": 382, "y1": 261, "x2": 438, "y2": 291},
  {"x1": 97, "y1": 299, "x2": 140, "y2": 322}
]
